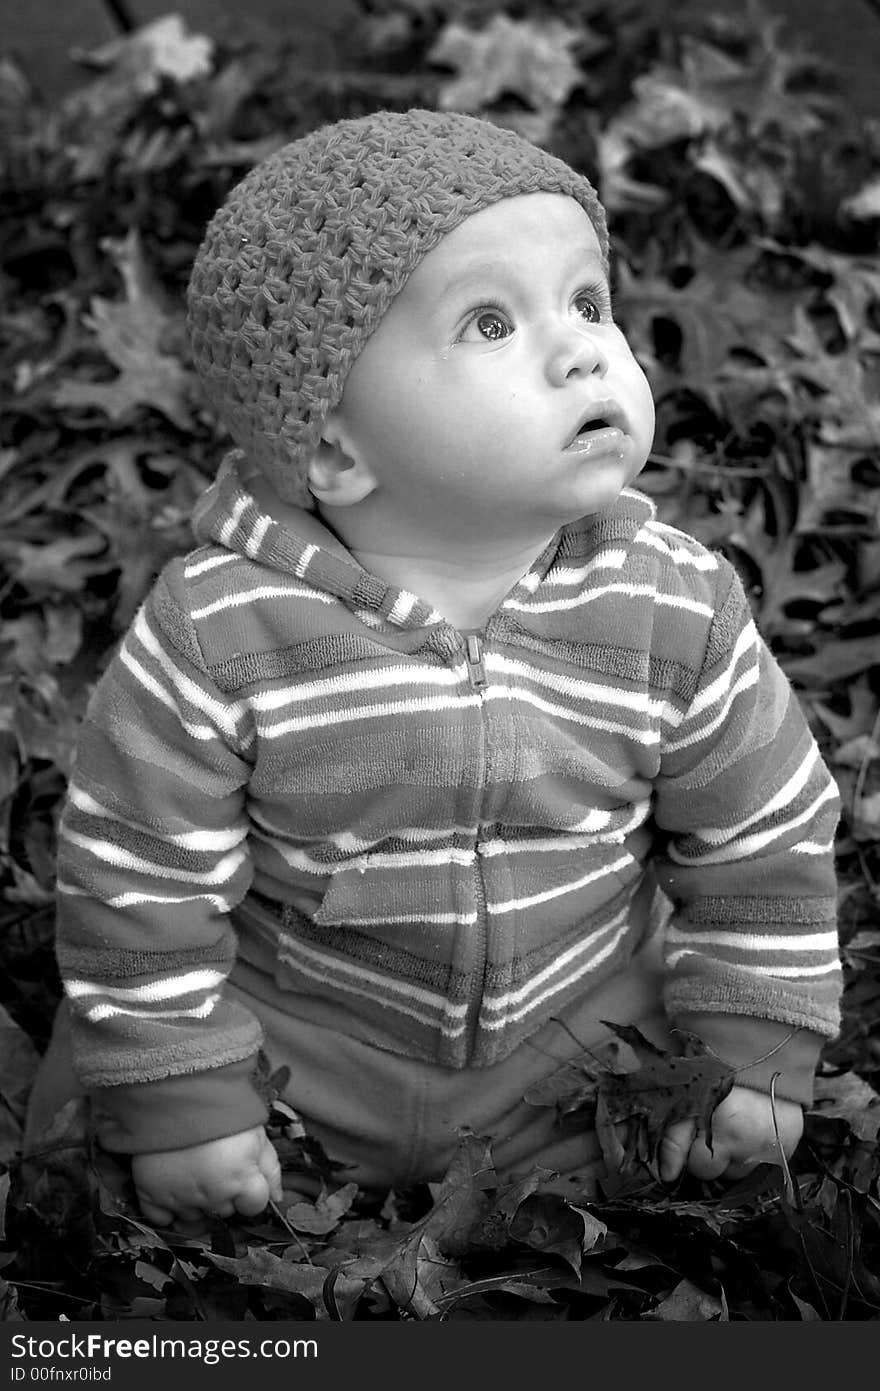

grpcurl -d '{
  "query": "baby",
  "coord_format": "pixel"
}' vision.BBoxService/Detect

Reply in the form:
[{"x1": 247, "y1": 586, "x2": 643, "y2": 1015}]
[{"x1": 43, "y1": 109, "x2": 841, "y2": 1224}]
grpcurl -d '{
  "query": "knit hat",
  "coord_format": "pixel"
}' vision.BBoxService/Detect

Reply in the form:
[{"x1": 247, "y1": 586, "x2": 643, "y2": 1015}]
[{"x1": 187, "y1": 107, "x2": 608, "y2": 507}]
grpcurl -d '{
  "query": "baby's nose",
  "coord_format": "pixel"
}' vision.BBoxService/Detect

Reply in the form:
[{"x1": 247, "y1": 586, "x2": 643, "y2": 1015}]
[{"x1": 545, "y1": 326, "x2": 608, "y2": 386}]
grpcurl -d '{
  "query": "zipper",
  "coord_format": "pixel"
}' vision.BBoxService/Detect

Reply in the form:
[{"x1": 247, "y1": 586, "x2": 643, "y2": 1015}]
[
  {"x1": 464, "y1": 633, "x2": 488, "y2": 692},
  {"x1": 460, "y1": 630, "x2": 489, "y2": 1055},
  {"x1": 465, "y1": 850, "x2": 489, "y2": 1057}
]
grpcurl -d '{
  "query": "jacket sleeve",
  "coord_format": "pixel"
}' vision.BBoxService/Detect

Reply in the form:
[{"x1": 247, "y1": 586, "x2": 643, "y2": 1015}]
[
  {"x1": 651, "y1": 560, "x2": 843, "y2": 1106},
  {"x1": 54, "y1": 561, "x2": 269, "y2": 1153}
]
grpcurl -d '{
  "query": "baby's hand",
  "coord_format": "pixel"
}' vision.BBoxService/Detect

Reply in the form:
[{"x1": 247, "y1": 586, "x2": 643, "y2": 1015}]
[
  {"x1": 131, "y1": 1126, "x2": 283, "y2": 1226},
  {"x1": 657, "y1": 1084, "x2": 803, "y2": 1183}
]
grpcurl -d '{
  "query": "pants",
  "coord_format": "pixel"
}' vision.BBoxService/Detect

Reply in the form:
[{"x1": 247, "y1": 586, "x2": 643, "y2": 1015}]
[{"x1": 24, "y1": 932, "x2": 668, "y2": 1194}]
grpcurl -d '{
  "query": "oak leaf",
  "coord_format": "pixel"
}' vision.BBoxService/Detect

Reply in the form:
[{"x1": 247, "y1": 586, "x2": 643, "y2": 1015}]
[
  {"x1": 206, "y1": 1247, "x2": 366, "y2": 1319},
  {"x1": 73, "y1": 15, "x2": 214, "y2": 87},
  {"x1": 811, "y1": 1071, "x2": 880, "y2": 1144},
  {"x1": 525, "y1": 1024, "x2": 737, "y2": 1178},
  {"x1": 646, "y1": 1276, "x2": 725, "y2": 1321},
  {"x1": 841, "y1": 176, "x2": 880, "y2": 222},
  {"x1": 54, "y1": 230, "x2": 194, "y2": 431},
  {"x1": 594, "y1": 1023, "x2": 737, "y2": 1172},
  {"x1": 507, "y1": 1193, "x2": 597, "y2": 1277},
  {"x1": 284, "y1": 1182, "x2": 359, "y2": 1235},
  {"x1": 429, "y1": 15, "x2": 589, "y2": 141}
]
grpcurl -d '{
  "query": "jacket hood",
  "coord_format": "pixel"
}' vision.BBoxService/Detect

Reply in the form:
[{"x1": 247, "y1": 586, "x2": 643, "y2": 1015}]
[
  {"x1": 191, "y1": 449, "x2": 654, "y2": 632},
  {"x1": 192, "y1": 451, "x2": 454, "y2": 631}
]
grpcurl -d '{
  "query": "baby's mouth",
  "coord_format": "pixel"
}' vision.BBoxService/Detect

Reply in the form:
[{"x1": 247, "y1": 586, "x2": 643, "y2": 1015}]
[{"x1": 565, "y1": 404, "x2": 629, "y2": 452}]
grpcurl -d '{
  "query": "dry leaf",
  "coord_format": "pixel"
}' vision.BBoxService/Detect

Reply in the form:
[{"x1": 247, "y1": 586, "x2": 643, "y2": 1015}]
[
  {"x1": 810, "y1": 1071, "x2": 880, "y2": 1143},
  {"x1": 841, "y1": 176, "x2": 880, "y2": 222},
  {"x1": 507, "y1": 1194, "x2": 590, "y2": 1277},
  {"x1": 853, "y1": 789, "x2": 880, "y2": 839},
  {"x1": 74, "y1": 15, "x2": 214, "y2": 87},
  {"x1": 54, "y1": 230, "x2": 194, "y2": 430},
  {"x1": 0, "y1": 534, "x2": 109, "y2": 594},
  {"x1": 284, "y1": 1182, "x2": 359, "y2": 1234},
  {"x1": 207, "y1": 1247, "x2": 365, "y2": 1319},
  {"x1": 646, "y1": 1276, "x2": 723, "y2": 1321},
  {"x1": 429, "y1": 14, "x2": 584, "y2": 133},
  {"x1": 595, "y1": 1024, "x2": 737, "y2": 1173}
]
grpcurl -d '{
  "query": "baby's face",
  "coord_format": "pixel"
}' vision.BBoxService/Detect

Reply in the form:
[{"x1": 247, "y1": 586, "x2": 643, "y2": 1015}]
[{"x1": 328, "y1": 192, "x2": 655, "y2": 542}]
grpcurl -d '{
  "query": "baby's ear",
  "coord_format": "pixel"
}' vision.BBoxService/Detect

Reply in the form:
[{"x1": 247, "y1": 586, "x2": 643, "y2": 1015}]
[{"x1": 307, "y1": 423, "x2": 377, "y2": 507}]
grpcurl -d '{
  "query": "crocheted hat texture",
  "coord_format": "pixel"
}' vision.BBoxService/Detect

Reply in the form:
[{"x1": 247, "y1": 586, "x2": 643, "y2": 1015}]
[{"x1": 187, "y1": 107, "x2": 609, "y2": 506}]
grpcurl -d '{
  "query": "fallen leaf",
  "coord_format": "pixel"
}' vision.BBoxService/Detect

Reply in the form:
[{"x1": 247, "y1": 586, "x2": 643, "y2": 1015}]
[
  {"x1": 772, "y1": 244, "x2": 880, "y2": 343},
  {"x1": 206, "y1": 1247, "x2": 366, "y2": 1319},
  {"x1": 74, "y1": 15, "x2": 214, "y2": 86},
  {"x1": 0, "y1": 1003, "x2": 41, "y2": 1126},
  {"x1": 727, "y1": 500, "x2": 849, "y2": 639},
  {"x1": 285, "y1": 1182, "x2": 359, "y2": 1234},
  {"x1": 133, "y1": 1258, "x2": 172, "y2": 1294},
  {"x1": 0, "y1": 534, "x2": 109, "y2": 594},
  {"x1": 54, "y1": 230, "x2": 195, "y2": 431},
  {"x1": 785, "y1": 311, "x2": 878, "y2": 426},
  {"x1": 568, "y1": 1204, "x2": 608, "y2": 1253},
  {"x1": 694, "y1": 141, "x2": 784, "y2": 223},
  {"x1": 784, "y1": 1186, "x2": 880, "y2": 1311},
  {"x1": 489, "y1": 1166, "x2": 557, "y2": 1222},
  {"x1": 373, "y1": 1132, "x2": 497, "y2": 1316},
  {"x1": 429, "y1": 14, "x2": 585, "y2": 134},
  {"x1": 784, "y1": 636, "x2": 880, "y2": 685},
  {"x1": 615, "y1": 247, "x2": 787, "y2": 389},
  {"x1": 616, "y1": 65, "x2": 731, "y2": 149},
  {"x1": 292, "y1": 1133, "x2": 499, "y2": 1319},
  {"x1": 422, "y1": 1128, "x2": 496, "y2": 1259},
  {"x1": 594, "y1": 1023, "x2": 737, "y2": 1171},
  {"x1": 383, "y1": 1230, "x2": 469, "y2": 1318},
  {"x1": 322, "y1": 1222, "x2": 404, "y2": 1283},
  {"x1": 811, "y1": 1072, "x2": 880, "y2": 1143},
  {"x1": 800, "y1": 440, "x2": 880, "y2": 533},
  {"x1": 853, "y1": 789, "x2": 880, "y2": 840},
  {"x1": 645, "y1": 1276, "x2": 723, "y2": 1321},
  {"x1": 507, "y1": 1194, "x2": 589, "y2": 1277},
  {"x1": 0, "y1": 1274, "x2": 22, "y2": 1321},
  {"x1": 595, "y1": 1090, "x2": 631, "y2": 1176},
  {"x1": 0, "y1": 1170, "x2": 10, "y2": 1244},
  {"x1": 814, "y1": 677, "x2": 879, "y2": 743},
  {"x1": 595, "y1": 126, "x2": 671, "y2": 214},
  {"x1": 597, "y1": 24, "x2": 824, "y2": 214},
  {"x1": 673, "y1": 30, "x2": 828, "y2": 138},
  {"x1": 788, "y1": 1287, "x2": 822, "y2": 1320},
  {"x1": 841, "y1": 176, "x2": 880, "y2": 222},
  {"x1": 433, "y1": 1269, "x2": 564, "y2": 1315},
  {"x1": 522, "y1": 1056, "x2": 604, "y2": 1114}
]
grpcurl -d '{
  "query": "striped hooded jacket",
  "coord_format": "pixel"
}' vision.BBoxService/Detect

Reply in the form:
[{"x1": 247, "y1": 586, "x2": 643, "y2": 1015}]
[{"x1": 55, "y1": 453, "x2": 843, "y2": 1153}]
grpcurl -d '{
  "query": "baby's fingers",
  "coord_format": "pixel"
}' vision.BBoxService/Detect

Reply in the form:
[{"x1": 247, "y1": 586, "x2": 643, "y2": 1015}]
[
  {"x1": 682, "y1": 1131, "x2": 734, "y2": 1181},
  {"x1": 658, "y1": 1118, "x2": 697, "y2": 1182},
  {"x1": 135, "y1": 1189, "x2": 210, "y2": 1226},
  {"x1": 257, "y1": 1136, "x2": 284, "y2": 1205},
  {"x1": 136, "y1": 1195, "x2": 178, "y2": 1227},
  {"x1": 232, "y1": 1168, "x2": 275, "y2": 1218}
]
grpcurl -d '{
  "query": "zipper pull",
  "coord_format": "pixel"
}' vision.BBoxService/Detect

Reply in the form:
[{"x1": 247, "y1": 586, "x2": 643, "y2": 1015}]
[{"x1": 465, "y1": 634, "x2": 488, "y2": 692}]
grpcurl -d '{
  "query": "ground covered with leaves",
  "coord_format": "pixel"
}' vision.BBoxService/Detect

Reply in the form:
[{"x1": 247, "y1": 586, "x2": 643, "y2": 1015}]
[{"x1": 1, "y1": 0, "x2": 879, "y2": 1321}]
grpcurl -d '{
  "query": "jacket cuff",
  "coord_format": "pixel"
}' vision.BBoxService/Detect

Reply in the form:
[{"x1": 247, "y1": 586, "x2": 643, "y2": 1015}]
[
  {"x1": 674, "y1": 1012, "x2": 823, "y2": 1106},
  {"x1": 90, "y1": 1056, "x2": 269, "y2": 1154}
]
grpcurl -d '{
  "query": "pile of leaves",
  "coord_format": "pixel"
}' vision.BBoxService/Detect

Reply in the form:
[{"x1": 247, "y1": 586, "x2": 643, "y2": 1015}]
[
  {"x1": 1, "y1": 0, "x2": 879, "y2": 1320},
  {"x1": 5, "y1": 1031, "x2": 880, "y2": 1321}
]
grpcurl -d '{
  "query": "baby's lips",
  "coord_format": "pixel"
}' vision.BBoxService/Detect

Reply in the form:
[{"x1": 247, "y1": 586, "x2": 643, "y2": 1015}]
[
  {"x1": 564, "y1": 398, "x2": 628, "y2": 449},
  {"x1": 563, "y1": 425, "x2": 629, "y2": 459}
]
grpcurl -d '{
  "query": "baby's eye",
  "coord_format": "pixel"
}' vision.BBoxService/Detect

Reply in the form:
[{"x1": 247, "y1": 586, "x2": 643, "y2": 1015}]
[
  {"x1": 460, "y1": 308, "x2": 514, "y2": 342},
  {"x1": 572, "y1": 291, "x2": 607, "y2": 324}
]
